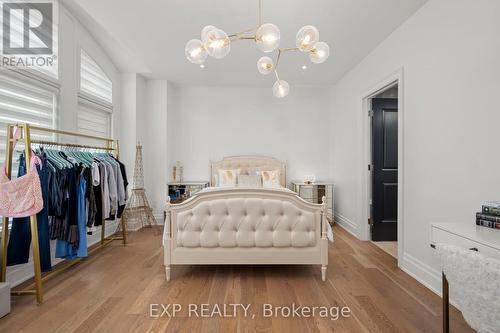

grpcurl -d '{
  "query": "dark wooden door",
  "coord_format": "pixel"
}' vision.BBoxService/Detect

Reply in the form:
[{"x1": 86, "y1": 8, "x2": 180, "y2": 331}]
[{"x1": 371, "y1": 98, "x2": 398, "y2": 241}]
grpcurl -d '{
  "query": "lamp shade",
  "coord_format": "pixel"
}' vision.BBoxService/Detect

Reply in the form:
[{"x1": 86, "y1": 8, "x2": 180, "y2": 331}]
[
  {"x1": 257, "y1": 56, "x2": 274, "y2": 75},
  {"x1": 296, "y1": 25, "x2": 319, "y2": 52},
  {"x1": 185, "y1": 39, "x2": 207, "y2": 64},
  {"x1": 256, "y1": 23, "x2": 280, "y2": 53},
  {"x1": 309, "y1": 41, "x2": 330, "y2": 64},
  {"x1": 204, "y1": 28, "x2": 230, "y2": 59},
  {"x1": 273, "y1": 80, "x2": 289, "y2": 98}
]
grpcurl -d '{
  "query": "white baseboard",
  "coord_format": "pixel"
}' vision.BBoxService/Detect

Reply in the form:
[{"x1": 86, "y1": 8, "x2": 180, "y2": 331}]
[
  {"x1": 334, "y1": 212, "x2": 358, "y2": 237},
  {"x1": 5, "y1": 220, "x2": 120, "y2": 288},
  {"x1": 400, "y1": 252, "x2": 441, "y2": 295},
  {"x1": 333, "y1": 211, "x2": 443, "y2": 298}
]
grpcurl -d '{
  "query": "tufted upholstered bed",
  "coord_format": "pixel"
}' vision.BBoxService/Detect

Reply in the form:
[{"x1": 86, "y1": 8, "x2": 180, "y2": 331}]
[{"x1": 163, "y1": 156, "x2": 329, "y2": 281}]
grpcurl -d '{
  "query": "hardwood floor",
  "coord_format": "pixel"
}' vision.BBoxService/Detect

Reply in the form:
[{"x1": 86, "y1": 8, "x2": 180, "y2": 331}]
[{"x1": 0, "y1": 225, "x2": 473, "y2": 333}]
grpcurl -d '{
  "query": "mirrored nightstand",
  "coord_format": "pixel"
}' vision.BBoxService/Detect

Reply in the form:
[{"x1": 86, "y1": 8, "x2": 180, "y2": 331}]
[
  {"x1": 291, "y1": 182, "x2": 334, "y2": 223},
  {"x1": 167, "y1": 181, "x2": 209, "y2": 204}
]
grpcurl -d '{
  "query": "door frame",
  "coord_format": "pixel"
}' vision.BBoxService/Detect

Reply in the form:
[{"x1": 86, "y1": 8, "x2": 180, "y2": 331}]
[{"x1": 360, "y1": 68, "x2": 404, "y2": 266}]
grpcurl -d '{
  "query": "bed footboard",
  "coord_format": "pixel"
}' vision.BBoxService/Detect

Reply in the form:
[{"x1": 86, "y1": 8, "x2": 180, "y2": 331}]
[{"x1": 163, "y1": 188, "x2": 328, "y2": 281}]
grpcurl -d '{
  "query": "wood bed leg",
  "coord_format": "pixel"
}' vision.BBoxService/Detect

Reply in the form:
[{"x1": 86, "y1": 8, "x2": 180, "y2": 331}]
[
  {"x1": 321, "y1": 266, "x2": 327, "y2": 281},
  {"x1": 165, "y1": 266, "x2": 171, "y2": 282}
]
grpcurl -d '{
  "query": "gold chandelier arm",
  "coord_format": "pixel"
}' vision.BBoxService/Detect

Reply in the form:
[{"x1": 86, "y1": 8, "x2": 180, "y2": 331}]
[
  {"x1": 228, "y1": 27, "x2": 257, "y2": 37},
  {"x1": 275, "y1": 49, "x2": 282, "y2": 69},
  {"x1": 272, "y1": 46, "x2": 300, "y2": 71},
  {"x1": 274, "y1": 69, "x2": 280, "y2": 81},
  {"x1": 280, "y1": 47, "x2": 299, "y2": 53},
  {"x1": 229, "y1": 35, "x2": 256, "y2": 42}
]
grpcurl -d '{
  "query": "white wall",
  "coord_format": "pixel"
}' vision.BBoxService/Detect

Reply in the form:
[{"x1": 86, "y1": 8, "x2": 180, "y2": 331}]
[
  {"x1": 119, "y1": 76, "x2": 169, "y2": 221},
  {"x1": 144, "y1": 80, "x2": 168, "y2": 218},
  {"x1": 168, "y1": 85, "x2": 333, "y2": 183},
  {"x1": 120, "y1": 73, "x2": 139, "y2": 175},
  {"x1": 331, "y1": 0, "x2": 500, "y2": 293}
]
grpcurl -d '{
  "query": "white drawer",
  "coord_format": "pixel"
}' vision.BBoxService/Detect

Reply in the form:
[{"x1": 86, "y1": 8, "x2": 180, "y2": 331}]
[{"x1": 431, "y1": 226, "x2": 500, "y2": 259}]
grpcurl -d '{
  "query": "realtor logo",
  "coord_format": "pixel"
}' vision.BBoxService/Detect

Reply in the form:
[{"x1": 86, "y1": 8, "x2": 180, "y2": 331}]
[
  {"x1": 0, "y1": 0, "x2": 57, "y2": 69},
  {"x1": 2, "y1": 1, "x2": 53, "y2": 54}
]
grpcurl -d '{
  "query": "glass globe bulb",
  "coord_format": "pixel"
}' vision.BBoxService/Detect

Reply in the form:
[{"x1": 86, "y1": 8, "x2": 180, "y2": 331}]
[
  {"x1": 185, "y1": 39, "x2": 207, "y2": 64},
  {"x1": 257, "y1": 56, "x2": 274, "y2": 75},
  {"x1": 201, "y1": 25, "x2": 216, "y2": 43},
  {"x1": 296, "y1": 25, "x2": 319, "y2": 52},
  {"x1": 273, "y1": 80, "x2": 289, "y2": 98},
  {"x1": 256, "y1": 23, "x2": 280, "y2": 53},
  {"x1": 204, "y1": 28, "x2": 230, "y2": 59},
  {"x1": 309, "y1": 41, "x2": 330, "y2": 64}
]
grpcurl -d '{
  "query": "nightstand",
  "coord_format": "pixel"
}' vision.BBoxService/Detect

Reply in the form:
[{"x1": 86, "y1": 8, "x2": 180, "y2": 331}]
[
  {"x1": 291, "y1": 182, "x2": 334, "y2": 223},
  {"x1": 167, "y1": 181, "x2": 209, "y2": 204}
]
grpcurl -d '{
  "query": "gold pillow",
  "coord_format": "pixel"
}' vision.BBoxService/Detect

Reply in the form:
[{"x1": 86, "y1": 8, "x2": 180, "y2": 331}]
[
  {"x1": 260, "y1": 170, "x2": 281, "y2": 188},
  {"x1": 218, "y1": 169, "x2": 241, "y2": 187}
]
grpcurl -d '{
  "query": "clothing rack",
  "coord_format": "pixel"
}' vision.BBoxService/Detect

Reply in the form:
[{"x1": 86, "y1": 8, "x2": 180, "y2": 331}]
[{"x1": 0, "y1": 123, "x2": 126, "y2": 304}]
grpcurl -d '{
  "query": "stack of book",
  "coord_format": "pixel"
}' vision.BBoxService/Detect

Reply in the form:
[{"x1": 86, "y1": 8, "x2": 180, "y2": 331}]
[{"x1": 476, "y1": 201, "x2": 500, "y2": 230}]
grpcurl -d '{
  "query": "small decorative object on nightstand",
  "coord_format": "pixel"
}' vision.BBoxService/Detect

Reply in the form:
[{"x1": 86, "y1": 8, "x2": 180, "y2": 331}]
[
  {"x1": 167, "y1": 181, "x2": 209, "y2": 204},
  {"x1": 291, "y1": 181, "x2": 334, "y2": 223}
]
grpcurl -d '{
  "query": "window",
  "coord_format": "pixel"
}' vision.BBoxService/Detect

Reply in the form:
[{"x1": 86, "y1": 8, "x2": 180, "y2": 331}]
[
  {"x1": 77, "y1": 102, "x2": 111, "y2": 138},
  {"x1": 79, "y1": 50, "x2": 113, "y2": 105},
  {"x1": 78, "y1": 49, "x2": 113, "y2": 139},
  {"x1": 0, "y1": 72, "x2": 57, "y2": 231},
  {"x1": 0, "y1": 72, "x2": 56, "y2": 166}
]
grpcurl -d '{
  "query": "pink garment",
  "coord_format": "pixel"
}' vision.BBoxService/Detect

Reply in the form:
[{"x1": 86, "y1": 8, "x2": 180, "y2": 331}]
[{"x1": 0, "y1": 127, "x2": 43, "y2": 218}]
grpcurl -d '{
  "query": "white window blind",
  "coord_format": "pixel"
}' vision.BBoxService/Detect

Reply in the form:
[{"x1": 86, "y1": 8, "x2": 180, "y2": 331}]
[
  {"x1": 0, "y1": 73, "x2": 56, "y2": 166},
  {"x1": 80, "y1": 50, "x2": 112, "y2": 105},
  {"x1": 6, "y1": 5, "x2": 59, "y2": 79},
  {"x1": 77, "y1": 103, "x2": 111, "y2": 139},
  {"x1": 0, "y1": 72, "x2": 56, "y2": 230}
]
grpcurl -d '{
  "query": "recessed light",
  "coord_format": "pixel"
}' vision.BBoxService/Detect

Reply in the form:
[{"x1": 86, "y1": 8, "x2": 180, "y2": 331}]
[
  {"x1": 200, "y1": 64, "x2": 205, "y2": 69},
  {"x1": 302, "y1": 65, "x2": 307, "y2": 70}
]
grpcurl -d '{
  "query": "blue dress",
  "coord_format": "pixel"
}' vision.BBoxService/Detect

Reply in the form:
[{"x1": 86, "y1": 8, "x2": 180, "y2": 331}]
[{"x1": 55, "y1": 173, "x2": 88, "y2": 259}]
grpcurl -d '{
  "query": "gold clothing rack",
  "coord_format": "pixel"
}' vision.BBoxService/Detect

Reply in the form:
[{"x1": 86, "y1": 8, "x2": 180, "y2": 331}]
[{"x1": 0, "y1": 123, "x2": 126, "y2": 304}]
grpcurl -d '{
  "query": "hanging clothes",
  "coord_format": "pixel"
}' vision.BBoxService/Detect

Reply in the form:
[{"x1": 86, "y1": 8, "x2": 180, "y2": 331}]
[
  {"x1": 113, "y1": 157, "x2": 128, "y2": 218},
  {"x1": 7, "y1": 147, "x2": 128, "y2": 263},
  {"x1": 55, "y1": 170, "x2": 88, "y2": 259},
  {"x1": 6, "y1": 153, "x2": 52, "y2": 272}
]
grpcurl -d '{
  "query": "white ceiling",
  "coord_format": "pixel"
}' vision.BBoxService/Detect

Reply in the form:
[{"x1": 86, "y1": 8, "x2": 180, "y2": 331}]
[{"x1": 68, "y1": 0, "x2": 427, "y2": 86}]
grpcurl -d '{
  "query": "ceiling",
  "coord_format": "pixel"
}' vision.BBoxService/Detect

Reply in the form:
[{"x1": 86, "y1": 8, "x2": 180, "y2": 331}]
[{"x1": 68, "y1": 0, "x2": 427, "y2": 86}]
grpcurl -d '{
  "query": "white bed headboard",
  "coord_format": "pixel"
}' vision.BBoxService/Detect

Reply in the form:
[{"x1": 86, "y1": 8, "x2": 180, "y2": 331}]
[{"x1": 210, "y1": 156, "x2": 287, "y2": 187}]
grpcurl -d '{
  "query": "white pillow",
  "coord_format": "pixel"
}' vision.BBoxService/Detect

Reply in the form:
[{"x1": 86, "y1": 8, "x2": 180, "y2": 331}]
[
  {"x1": 237, "y1": 175, "x2": 262, "y2": 187},
  {"x1": 259, "y1": 170, "x2": 281, "y2": 188},
  {"x1": 218, "y1": 169, "x2": 240, "y2": 187}
]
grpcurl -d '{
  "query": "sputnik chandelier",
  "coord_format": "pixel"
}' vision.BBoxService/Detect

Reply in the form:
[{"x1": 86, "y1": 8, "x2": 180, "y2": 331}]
[{"x1": 185, "y1": 0, "x2": 330, "y2": 98}]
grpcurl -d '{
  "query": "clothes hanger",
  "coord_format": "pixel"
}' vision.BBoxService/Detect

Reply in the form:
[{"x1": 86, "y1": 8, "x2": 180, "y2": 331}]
[{"x1": 44, "y1": 146, "x2": 65, "y2": 169}]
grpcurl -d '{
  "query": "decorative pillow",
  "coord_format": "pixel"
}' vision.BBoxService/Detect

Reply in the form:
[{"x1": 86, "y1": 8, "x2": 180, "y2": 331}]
[
  {"x1": 259, "y1": 170, "x2": 281, "y2": 188},
  {"x1": 237, "y1": 175, "x2": 262, "y2": 187},
  {"x1": 218, "y1": 169, "x2": 240, "y2": 187}
]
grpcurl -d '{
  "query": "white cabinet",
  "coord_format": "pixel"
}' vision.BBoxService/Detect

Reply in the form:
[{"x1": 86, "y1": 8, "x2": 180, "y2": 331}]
[{"x1": 430, "y1": 223, "x2": 500, "y2": 259}]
